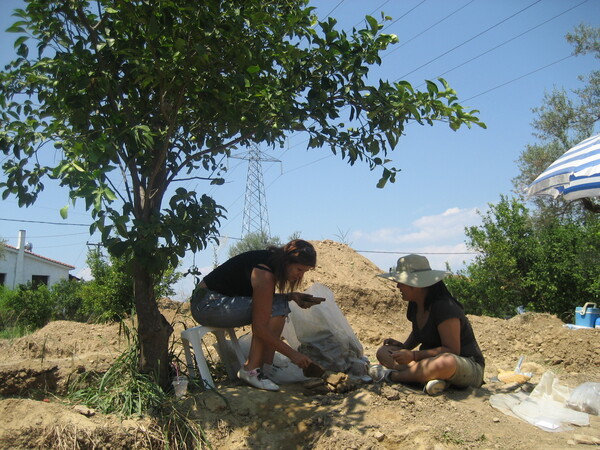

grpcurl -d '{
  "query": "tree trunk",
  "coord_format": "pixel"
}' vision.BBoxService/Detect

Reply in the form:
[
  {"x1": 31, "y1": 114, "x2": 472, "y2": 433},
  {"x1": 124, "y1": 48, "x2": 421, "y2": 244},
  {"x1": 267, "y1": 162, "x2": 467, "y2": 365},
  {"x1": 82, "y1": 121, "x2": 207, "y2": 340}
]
[{"x1": 132, "y1": 260, "x2": 173, "y2": 389}]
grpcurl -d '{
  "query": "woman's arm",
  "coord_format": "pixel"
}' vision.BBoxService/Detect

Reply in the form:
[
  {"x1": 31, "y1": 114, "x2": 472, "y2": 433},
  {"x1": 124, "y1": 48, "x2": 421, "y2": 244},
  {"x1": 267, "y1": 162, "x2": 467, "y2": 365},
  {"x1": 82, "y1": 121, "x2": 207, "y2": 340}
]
[
  {"x1": 383, "y1": 331, "x2": 416, "y2": 349},
  {"x1": 250, "y1": 267, "x2": 311, "y2": 368},
  {"x1": 392, "y1": 319, "x2": 460, "y2": 364},
  {"x1": 412, "y1": 318, "x2": 461, "y2": 361}
]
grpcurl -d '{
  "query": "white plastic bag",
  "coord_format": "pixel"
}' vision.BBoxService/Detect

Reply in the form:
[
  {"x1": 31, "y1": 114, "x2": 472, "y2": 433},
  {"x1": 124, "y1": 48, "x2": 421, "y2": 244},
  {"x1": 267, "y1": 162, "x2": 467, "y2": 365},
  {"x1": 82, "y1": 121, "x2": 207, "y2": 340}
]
[
  {"x1": 566, "y1": 382, "x2": 600, "y2": 415},
  {"x1": 282, "y1": 283, "x2": 364, "y2": 374}
]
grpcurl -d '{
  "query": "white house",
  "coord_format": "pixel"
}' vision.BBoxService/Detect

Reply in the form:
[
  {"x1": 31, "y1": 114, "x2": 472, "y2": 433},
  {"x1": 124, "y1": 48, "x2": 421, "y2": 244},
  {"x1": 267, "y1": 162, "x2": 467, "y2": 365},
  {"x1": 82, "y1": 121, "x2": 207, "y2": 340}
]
[{"x1": 0, "y1": 230, "x2": 75, "y2": 289}]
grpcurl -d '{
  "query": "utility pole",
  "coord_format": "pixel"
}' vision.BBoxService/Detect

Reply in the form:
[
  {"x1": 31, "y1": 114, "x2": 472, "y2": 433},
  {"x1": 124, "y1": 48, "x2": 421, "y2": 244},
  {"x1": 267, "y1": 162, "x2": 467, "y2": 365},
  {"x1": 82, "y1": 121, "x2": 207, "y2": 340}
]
[{"x1": 231, "y1": 144, "x2": 280, "y2": 239}]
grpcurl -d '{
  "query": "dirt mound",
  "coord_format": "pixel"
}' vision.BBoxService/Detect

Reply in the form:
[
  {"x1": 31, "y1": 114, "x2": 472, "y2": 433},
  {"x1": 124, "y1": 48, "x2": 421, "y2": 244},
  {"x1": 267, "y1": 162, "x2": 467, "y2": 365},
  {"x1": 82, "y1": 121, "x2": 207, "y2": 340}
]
[
  {"x1": 305, "y1": 240, "x2": 400, "y2": 312},
  {"x1": 1, "y1": 240, "x2": 599, "y2": 449}
]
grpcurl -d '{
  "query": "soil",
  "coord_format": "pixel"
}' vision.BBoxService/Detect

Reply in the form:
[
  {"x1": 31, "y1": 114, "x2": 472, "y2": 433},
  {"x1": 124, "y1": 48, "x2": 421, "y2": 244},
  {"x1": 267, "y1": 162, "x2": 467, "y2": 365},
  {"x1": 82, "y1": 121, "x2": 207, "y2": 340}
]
[{"x1": 1, "y1": 240, "x2": 599, "y2": 449}]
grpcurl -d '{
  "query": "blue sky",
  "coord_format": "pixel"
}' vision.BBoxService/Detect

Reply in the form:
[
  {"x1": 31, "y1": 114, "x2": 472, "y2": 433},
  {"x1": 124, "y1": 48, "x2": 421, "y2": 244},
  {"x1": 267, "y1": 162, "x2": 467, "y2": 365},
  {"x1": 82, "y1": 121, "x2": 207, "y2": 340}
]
[{"x1": 1, "y1": 0, "x2": 599, "y2": 300}]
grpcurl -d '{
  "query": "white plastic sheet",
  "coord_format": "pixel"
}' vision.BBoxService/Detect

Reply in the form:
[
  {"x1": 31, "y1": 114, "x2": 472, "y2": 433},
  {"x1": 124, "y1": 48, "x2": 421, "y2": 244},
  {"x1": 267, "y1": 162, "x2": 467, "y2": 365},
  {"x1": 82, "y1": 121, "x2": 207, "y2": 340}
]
[{"x1": 489, "y1": 371, "x2": 590, "y2": 432}]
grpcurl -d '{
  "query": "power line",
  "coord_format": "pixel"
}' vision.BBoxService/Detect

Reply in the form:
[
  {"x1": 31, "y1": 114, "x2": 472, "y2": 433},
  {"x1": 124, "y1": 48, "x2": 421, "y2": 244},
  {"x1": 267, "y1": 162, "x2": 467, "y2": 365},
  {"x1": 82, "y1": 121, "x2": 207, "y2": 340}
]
[
  {"x1": 416, "y1": 0, "x2": 589, "y2": 88},
  {"x1": 0, "y1": 217, "x2": 89, "y2": 227},
  {"x1": 381, "y1": 0, "x2": 427, "y2": 33},
  {"x1": 355, "y1": 249, "x2": 478, "y2": 255},
  {"x1": 463, "y1": 54, "x2": 574, "y2": 102},
  {"x1": 394, "y1": 0, "x2": 543, "y2": 82},
  {"x1": 322, "y1": 0, "x2": 346, "y2": 20},
  {"x1": 2, "y1": 232, "x2": 89, "y2": 239},
  {"x1": 353, "y1": 0, "x2": 395, "y2": 29},
  {"x1": 382, "y1": 0, "x2": 476, "y2": 57}
]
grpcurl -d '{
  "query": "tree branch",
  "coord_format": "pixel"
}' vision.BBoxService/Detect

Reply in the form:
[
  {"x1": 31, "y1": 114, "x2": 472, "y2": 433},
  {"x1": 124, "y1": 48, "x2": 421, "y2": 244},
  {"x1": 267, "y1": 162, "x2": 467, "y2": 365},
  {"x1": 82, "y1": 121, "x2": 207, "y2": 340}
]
[{"x1": 581, "y1": 197, "x2": 600, "y2": 213}]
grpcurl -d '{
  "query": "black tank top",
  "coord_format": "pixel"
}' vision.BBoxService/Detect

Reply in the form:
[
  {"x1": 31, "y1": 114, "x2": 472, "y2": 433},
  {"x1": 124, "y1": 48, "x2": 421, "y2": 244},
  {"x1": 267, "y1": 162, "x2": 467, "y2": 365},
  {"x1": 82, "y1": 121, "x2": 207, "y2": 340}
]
[
  {"x1": 408, "y1": 297, "x2": 485, "y2": 367},
  {"x1": 203, "y1": 250, "x2": 274, "y2": 296}
]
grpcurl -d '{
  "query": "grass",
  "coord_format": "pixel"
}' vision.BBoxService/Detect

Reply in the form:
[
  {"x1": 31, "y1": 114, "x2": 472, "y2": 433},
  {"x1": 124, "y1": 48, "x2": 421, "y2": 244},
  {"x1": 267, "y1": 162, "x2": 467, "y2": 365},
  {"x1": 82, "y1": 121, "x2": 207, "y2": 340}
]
[
  {"x1": 0, "y1": 323, "x2": 35, "y2": 339},
  {"x1": 1, "y1": 298, "x2": 215, "y2": 448},
  {"x1": 0, "y1": 307, "x2": 37, "y2": 339},
  {"x1": 66, "y1": 322, "x2": 212, "y2": 449}
]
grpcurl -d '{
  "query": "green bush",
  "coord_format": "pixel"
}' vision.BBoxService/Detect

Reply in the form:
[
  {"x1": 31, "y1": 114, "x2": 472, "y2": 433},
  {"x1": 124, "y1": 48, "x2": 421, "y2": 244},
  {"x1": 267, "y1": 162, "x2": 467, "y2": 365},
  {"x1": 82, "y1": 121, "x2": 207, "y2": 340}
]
[
  {"x1": 0, "y1": 286, "x2": 32, "y2": 337},
  {"x1": 0, "y1": 247, "x2": 183, "y2": 335},
  {"x1": 50, "y1": 278, "x2": 87, "y2": 322},
  {"x1": 4, "y1": 283, "x2": 54, "y2": 329},
  {"x1": 447, "y1": 196, "x2": 600, "y2": 320}
]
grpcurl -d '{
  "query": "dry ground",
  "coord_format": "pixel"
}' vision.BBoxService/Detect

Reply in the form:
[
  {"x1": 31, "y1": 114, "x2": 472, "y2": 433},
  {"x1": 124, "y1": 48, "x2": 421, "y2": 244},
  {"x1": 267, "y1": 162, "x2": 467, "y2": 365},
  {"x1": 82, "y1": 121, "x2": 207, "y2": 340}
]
[{"x1": 0, "y1": 240, "x2": 599, "y2": 449}]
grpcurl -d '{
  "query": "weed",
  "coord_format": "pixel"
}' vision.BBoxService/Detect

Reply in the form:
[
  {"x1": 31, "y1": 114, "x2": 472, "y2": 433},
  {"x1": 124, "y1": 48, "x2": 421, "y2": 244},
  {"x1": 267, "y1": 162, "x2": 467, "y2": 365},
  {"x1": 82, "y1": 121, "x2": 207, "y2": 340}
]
[
  {"x1": 67, "y1": 321, "x2": 211, "y2": 449},
  {"x1": 440, "y1": 430, "x2": 465, "y2": 446}
]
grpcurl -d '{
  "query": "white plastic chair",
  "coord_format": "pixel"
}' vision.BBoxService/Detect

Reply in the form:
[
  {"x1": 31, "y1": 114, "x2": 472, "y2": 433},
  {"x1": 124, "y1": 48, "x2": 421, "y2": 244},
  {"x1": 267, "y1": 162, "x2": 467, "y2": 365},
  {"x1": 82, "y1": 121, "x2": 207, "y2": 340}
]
[{"x1": 180, "y1": 325, "x2": 245, "y2": 389}]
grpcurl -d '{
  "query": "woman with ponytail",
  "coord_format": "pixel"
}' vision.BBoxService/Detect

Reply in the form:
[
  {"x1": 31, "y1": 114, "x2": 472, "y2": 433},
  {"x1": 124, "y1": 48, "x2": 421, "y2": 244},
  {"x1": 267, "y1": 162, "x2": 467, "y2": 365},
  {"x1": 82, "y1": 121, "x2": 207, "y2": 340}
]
[{"x1": 191, "y1": 239, "x2": 321, "y2": 391}]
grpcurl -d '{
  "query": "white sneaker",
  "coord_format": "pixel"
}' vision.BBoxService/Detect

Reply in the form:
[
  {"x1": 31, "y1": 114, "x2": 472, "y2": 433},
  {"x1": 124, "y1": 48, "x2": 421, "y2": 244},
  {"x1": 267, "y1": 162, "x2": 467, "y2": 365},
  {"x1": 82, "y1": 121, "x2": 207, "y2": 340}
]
[
  {"x1": 237, "y1": 368, "x2": 279, "y2": 391},
  {"x1": 368, "y1": 364, "x2": 393, "y2": 383},
  {"x1": 424, "y1": 379, "x2": 447, "y2": 396}
]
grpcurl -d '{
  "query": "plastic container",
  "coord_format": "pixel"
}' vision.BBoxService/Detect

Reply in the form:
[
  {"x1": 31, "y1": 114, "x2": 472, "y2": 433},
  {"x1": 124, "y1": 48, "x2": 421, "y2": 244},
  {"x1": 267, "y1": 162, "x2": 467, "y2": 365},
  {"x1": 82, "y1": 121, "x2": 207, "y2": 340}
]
[
  {"x1": 596, "y1": 317, "x2": 600, "y2": 329},
  {"x1": 172, "y1": 376, "x2": 188, "y2": 398},
  {"x1": 574, "y1": 302, "x2": 599, "y2": 328}
]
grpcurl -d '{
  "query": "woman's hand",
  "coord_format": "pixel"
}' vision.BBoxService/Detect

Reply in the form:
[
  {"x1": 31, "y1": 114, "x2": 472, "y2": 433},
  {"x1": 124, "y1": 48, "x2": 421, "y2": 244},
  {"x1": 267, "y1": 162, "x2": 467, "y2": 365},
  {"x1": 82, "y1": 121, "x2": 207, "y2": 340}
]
[
  {"x1": 391, "y1": 349, "x2": 414, "y2": 365},
  {"x1": 289, "y1": 350, "x2": 312, "y2": 369},
  {"x1": 289, "y1": 292, "x2": 325, "y2": 309},
  {"x1": 383, "y1": 337, "x2": 404, "y2": 347}
]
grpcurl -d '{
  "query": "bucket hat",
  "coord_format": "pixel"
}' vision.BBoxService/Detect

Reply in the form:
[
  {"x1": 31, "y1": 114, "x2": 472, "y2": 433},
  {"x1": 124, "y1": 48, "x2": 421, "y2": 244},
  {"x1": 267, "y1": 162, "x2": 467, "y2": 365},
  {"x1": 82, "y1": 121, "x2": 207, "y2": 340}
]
[{"x1": 377, "y1": 254, "x2": 449, "y2": 288}]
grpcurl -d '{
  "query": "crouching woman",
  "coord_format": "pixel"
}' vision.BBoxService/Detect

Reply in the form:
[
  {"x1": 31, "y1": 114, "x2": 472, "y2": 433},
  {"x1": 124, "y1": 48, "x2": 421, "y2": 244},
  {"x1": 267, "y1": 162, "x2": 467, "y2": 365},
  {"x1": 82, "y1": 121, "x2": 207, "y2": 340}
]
[
  {"x1": 191, "y1": 239, "x2": 319, "y2": 391},
  {"x1": 373, "y1": 254, "x2": 485, "y2": 395}
]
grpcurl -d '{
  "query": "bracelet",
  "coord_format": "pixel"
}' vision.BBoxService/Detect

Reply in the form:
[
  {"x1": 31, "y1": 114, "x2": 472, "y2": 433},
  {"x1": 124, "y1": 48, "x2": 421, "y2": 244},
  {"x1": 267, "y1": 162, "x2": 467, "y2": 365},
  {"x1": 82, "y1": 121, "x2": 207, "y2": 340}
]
[{"x1": 413, "y1": 351, "x2": 417, "y2": 361}]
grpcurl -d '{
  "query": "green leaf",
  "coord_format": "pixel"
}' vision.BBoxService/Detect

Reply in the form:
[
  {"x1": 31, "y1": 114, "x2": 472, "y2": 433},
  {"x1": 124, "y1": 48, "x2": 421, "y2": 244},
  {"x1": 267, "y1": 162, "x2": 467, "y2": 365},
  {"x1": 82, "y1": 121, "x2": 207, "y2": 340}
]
[
  {"x1": 14, "y1": 36, "x2": 29, "y2": 48},
  {"x1": 104, "y1": 188, "x2": 117, "y2": 201},
  {"x1": 425, "y1": 80, "x2": 438, "y2": 95},
  {"x1": 365, "y1": 15, "x2": 379, "y2": 32}
]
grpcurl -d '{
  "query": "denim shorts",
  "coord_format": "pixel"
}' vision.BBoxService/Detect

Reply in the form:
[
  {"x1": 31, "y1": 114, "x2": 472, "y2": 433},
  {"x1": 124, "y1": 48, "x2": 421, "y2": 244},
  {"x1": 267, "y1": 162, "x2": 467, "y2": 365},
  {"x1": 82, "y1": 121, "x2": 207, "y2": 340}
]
[
  {"x1": 447, "y1": 355, "x2": 484, "y2": 388},
  {"x1": 190, "y1": 287, "x2": 291, "y2": 328}
]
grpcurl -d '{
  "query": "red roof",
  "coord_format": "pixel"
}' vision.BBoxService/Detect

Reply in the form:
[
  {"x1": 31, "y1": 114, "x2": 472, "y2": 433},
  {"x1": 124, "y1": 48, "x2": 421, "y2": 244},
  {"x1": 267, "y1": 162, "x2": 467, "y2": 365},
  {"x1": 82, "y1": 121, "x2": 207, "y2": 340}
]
[{"x1": 3, "y1": 244, "x2": 76, "y2": 269}]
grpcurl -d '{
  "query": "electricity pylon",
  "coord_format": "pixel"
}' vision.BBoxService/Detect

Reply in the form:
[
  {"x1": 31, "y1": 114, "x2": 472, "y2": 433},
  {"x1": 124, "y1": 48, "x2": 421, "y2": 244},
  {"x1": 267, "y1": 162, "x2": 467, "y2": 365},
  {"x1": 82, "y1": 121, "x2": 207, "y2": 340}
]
[{"x1": 231, "y1": 144, "x2": 280, "y2": 238}]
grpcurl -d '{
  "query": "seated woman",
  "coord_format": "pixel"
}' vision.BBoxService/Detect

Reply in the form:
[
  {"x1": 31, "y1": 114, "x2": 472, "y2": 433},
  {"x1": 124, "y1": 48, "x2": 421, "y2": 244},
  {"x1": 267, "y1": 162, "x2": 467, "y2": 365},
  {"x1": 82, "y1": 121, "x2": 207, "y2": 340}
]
[
  {"x1": 191, "y1": 239, "x2": 321, "y2": 391},
  {"x1": 371, "y1": 254, "x2": 485, "y2": 395}
]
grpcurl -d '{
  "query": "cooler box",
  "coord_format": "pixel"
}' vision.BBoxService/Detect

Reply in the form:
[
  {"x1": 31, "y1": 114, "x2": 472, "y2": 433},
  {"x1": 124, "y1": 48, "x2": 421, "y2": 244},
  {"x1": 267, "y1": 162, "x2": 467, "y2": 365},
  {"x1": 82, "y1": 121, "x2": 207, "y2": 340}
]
[{"x1": 575, "y1": 302, "x2": 599, "y2": 328}]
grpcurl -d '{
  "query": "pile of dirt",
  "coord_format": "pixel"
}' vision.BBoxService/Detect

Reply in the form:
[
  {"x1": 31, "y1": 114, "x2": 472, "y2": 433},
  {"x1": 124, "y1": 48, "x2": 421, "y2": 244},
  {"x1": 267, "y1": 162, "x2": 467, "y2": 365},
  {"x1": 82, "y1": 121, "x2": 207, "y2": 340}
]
[{"x1": 1, "y1": 240, "x2": 599, "y2": 449}]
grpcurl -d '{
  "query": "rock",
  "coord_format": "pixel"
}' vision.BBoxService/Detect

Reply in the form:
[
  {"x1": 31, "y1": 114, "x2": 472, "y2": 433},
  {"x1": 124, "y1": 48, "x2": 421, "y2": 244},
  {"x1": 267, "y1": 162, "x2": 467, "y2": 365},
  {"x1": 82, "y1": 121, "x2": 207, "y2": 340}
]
[
  {"x1": 323, "y1": 372, "x2": 358, "y2": 394},
  {"x1": 73, "y1": 405, "x2": 95, "y2": 417},
  {"x1": 373, "y1": 431, "x2": 385, "y2": 442},
  {"x1": 573, "y1": 434, "x2": 600, "y2": 445},
  {"x1": 381, "y1": 385, "x2": 400, "y2": 401}
]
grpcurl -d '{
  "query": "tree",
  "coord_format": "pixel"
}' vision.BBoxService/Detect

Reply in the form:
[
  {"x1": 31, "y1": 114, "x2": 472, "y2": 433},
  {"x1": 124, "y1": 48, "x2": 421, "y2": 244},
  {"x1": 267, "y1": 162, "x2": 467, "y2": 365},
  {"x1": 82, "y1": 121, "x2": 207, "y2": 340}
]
[
  {"x1": 226, "y1": 231, "x2": 302, "y2": 259},
  {"x1": 446, "y1": 196, "x2": 536, "y2": 317},
  {"x1": 446, "y1": 196, "x2": 600, "y2": 319},
  {"x1": 0, "y1": 0, "x2": 485, "y2": 386},
  {"x1": 83, "y1": 247, "x2": 181, "y2": 321},
  {"x1": 449, "y1": 26, "x2": 600, "y2": 320},
  {"x1": 514, "y1": 24, "x2": 600, "y2": 215},
  {"x1": 227, "y1": 231, "x2": 282, "y2": 259}
]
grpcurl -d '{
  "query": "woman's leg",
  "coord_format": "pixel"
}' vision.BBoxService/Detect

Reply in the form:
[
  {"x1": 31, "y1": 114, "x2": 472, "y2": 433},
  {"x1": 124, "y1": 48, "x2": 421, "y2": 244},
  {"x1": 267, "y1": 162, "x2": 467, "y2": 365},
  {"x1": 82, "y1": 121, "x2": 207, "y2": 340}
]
[
  {"x1": 388, "y1": 353, "x2": 457, "y2": 384},
  {"x1": 245, "y1": 315, "x2": 286, "y2": 369},
  {"x1": 262, "y1": 316, "x2": 286, "y2": 365}
]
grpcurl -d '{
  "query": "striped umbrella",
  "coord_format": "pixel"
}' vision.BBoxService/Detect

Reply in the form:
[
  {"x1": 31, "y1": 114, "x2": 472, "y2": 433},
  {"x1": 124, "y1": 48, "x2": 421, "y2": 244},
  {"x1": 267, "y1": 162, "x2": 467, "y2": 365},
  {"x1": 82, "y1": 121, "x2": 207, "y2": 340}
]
[{"x1": 526, "y1": 133, "x2": 600, "y2": 201}]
